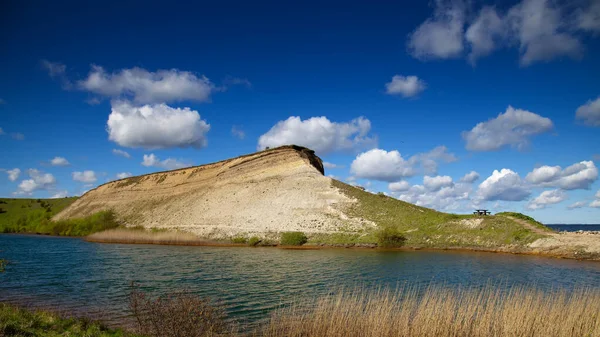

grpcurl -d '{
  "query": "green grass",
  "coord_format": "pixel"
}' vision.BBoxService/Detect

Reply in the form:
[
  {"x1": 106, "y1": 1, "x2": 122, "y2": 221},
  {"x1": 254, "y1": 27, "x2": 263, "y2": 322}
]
[
  {"x1": 0, "y1": 303, "x2": 137, "y2": 337},
  {"x1": 280, "y1": 231, "x2": 308, "y2": 246},
  {"x1": 0, "y1": 197, "x2": 127, "y2": 236},
  {"x1": 329, "y1": 180, "x2": 547, "y2": 248},
  {"x1": 496, "y1": 212, "x2": 554, "y2": 232}
]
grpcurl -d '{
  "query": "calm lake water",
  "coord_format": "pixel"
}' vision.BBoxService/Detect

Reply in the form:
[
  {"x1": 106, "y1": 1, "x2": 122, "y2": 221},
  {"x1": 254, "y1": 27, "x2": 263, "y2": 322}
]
[
  {"x1": 547, "y1": 224, "x2": 600, "y2": 232},
  {"x1": 1, "y1": 234, "x2": 600, "y2": 327}
]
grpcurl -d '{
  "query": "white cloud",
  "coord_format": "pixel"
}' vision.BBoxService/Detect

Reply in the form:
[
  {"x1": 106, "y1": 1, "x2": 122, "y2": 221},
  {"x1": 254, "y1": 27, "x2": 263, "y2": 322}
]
[
  {"x1": 16, "y1": 169, "x2": 56, "y2": 195},
  {"x1": 395, "y1": 181, "x2": 472, "y2": 211},
  {"x1": 567, "y1": 201, "x2": 587, "y2": 210},
  {"x1": 525, "y1": 161, "x2": 598, "y2": 190},
  {"x1": 107, "y1": 100, "x2": 210, "y2": 149},
  {"x1": 590, "y1": 200, "x2": 600, "y2": 208},
  {"x1": 575, "y1": 0, "x2": 600, "y2": 33},
  {"x1": 79, "y1": 66, "x2": 215, "y2": 104},
  {"x1": 477, "y1": 169, "x2": 530, "y2": 201},
  {"x1": 466, "y1": 6, "x2": 506, "y2": 64},
  {"x1": 231, "y1": 126, "x2": 245, "y2": 139},
  {"x1": 5, "y1": 168, "x2": 21, "y2": 182},
  {"x1": 407, "y1": 0, "x2": 466, "y2": 60},
  {"x1": 460, "y1": 171, "x2": 480, "y2": 183},
  {"x1": 576, "y1": 97, "x2": 600, "y2": 127},
  {"x1": 41, "y1": 60, "x2": 66, "y2": 77},
  {"x1": 50, "y1": 156, "x2": 70, "y2": 166},
  {"x1": 72, "y1": 170, "x2": 97, "y2": 183},
  {"x1": 323, "y1": 162, "x2": 341, "y2": 169},
  {"x1": 596, "y1": 190, "x2": 600, "y2": 199},
  {"x1": 462, "y1": 106, "x2": 553, "y2": 151},
  {"x1": 112, "y1": 149, "x2": 131, "y2": 158},
  {"x1": 142, "y1": 154, "x2": 189, "y2": 170},
  {"x1": 51, "y1": 190, "x2": 69, "y2": 198},
  {"x1": 423, "y1": 175, "x2": 454, "y2": 191},
  {"x1": 116, "y1": 172, "x2": 133, "y2": 179},
  {"x1": 350, "y1": 146, "x2": 456, "y2": 182},
  {"x1": 526, "y1": 189, "x2": 567, "y2": 210},
  {"x1": 388, "y1": 181, "x2": 411, "y2": 192},
  {"x1": 257, "y1": 116, "x2": 376, "y2": 155},
  {"x1": 385, "y1": 75, "x2": 426, "y2": 98}
]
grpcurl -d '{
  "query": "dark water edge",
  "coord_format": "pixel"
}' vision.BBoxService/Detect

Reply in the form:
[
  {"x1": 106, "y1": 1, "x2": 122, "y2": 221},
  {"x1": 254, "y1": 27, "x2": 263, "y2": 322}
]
[
  {"x1": 547, "y1": 224, "x2": 600, "y2": 232},
  {"x1": 1, "y1": 234, "x2": 600, "y2": 329}
]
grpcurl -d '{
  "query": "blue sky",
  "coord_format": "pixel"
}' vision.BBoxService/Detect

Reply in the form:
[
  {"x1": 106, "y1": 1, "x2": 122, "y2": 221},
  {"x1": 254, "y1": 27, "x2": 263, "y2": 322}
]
[{"x1": 1, "y1": 0, "x2": 599, "y2": 223}]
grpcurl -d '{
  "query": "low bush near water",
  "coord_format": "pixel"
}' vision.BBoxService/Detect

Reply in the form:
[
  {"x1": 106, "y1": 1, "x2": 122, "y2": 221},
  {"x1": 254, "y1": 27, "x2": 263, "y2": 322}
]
[
  {"x1": 376, "y1": 227, "x2": 406, "y2": 248},
  {"x1": 280, "y1": 232, "x2": 308, "y2": 246},
  {"x1": 0, "y1": 210, "x2": 120, "y2": 236},
  {"x1": 248, "y1": 236, "x2": 261, "y2": 246}
]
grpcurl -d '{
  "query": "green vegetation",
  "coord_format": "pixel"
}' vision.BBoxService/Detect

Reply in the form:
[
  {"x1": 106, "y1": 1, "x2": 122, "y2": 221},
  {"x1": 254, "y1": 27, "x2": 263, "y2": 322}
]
[
  {"x1": 0, "y1": 197, "x2": 77, "y2": 233},
  {"x1": 0, "y1": 259, "x2": 7, "y2": 273},
  {"x1": 0, "y1": 197, "x2": 120, "y2": 236},
  {"x1": 0, "y1": 303, "x2": 136, "y2": 337},
  {"x1": 376, "y1": 227, "x2": 406, "y2": 248},
  {"x1": 248, "y1": 236, "x2": 261, "y2": 246},
  {"x1": 330, "y1": 180, "x2": 547, "y2": 248},
  {"x1": 231, "y1": 236, "x2": 248, "y2": 244},
  {"x1": 280, "y1": 231, "x2": 308, "y2": 246},
  {"x1": 496, "y1": 212, "x2": 554, "y2": 232}
]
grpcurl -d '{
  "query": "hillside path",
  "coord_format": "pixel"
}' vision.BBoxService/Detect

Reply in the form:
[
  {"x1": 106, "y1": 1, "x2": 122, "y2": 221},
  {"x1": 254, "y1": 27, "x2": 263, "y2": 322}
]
[{"x1": 500, "y1": 215, "x2": 551, "y2": 235}]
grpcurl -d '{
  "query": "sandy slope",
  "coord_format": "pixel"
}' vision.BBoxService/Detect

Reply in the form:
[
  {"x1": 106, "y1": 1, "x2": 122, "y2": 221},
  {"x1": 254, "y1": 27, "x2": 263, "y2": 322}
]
[{"x1": 54, "y1": 146, "x2": 371, "y2": 238}]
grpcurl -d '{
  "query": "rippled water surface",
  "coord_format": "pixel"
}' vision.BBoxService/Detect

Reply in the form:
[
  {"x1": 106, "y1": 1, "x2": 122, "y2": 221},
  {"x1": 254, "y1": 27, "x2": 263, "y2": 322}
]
[{"x1": 1, "y1": 234, "x2": 600, "y2": 326}]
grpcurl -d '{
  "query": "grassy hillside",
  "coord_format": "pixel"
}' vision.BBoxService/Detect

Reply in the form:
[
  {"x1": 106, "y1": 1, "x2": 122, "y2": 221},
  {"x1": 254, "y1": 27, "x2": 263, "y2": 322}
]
[
  {"x1": 312, "y1": 180, "x2": 549, "y2": 248},
  {"x1": 0, "y1": 197, "x2": 78, "y2": 232}
]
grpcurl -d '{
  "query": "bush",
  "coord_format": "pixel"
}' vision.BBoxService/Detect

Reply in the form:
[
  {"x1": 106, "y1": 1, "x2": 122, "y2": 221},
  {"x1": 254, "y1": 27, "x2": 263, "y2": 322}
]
[
  {"x1": 129, "y1": 284, "x2": 228, "y2": 337},
  {"x1": 280, "y1": 232, "x2": 308, "y2": 246},
  {"x1": 231, "y1": 236, "x2": 247, "y2": 244},
  {"x1": 248, "y1": 236, "x2": 261, "y2": 246},
  {"x1": 376, "y1": 227, "x2": 406, "y2": 248}
]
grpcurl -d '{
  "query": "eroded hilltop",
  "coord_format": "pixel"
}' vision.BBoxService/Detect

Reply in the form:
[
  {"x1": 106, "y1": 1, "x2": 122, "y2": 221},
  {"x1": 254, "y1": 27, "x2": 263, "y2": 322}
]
[{"x1": 54, "y1": 145, "x2": 600, "y2": 260}]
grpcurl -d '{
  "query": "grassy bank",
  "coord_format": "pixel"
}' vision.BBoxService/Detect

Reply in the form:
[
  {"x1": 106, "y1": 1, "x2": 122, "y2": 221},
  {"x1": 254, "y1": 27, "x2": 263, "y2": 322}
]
[
  {"x1": 0, "y1": 197, "x2": 77, "y2": 233},
  {"x1": 0, "y1": 303, "x2": 136, "y2": 337},
  {"x1": 2, "y1": 285, "x2": 599, "y2": 337},
  {"x1": 326, "y1": 180, "x2": 549, "y2": 248}
]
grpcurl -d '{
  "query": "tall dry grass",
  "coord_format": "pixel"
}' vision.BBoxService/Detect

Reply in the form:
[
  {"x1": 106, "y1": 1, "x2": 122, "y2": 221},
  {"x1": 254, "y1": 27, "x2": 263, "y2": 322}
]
[
  {"x1": 259, "y1": 285, "x2": 600, "y2": 337},
  {"x1": 86, "y1": 228, "x2": 204, "y2": 245}
]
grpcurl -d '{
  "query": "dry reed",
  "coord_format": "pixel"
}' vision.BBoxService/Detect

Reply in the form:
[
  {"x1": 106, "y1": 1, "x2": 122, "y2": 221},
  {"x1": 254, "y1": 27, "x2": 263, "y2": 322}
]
[
  {"x1": 86, "y1": 228, "x2": 205, "y2": 245},
  {"x1": 258, "y1": 285, "x2": 600, "y2": 337}
]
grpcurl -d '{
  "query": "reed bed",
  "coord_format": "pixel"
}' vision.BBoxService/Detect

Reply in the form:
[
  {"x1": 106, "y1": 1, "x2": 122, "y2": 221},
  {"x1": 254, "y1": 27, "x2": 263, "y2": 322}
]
[
  {"x1": 86, "y1": 228, "x2": 206, "y2": 245},
  {"x1": 258, "y1": 285, "x2": 600, "y2": 337}
]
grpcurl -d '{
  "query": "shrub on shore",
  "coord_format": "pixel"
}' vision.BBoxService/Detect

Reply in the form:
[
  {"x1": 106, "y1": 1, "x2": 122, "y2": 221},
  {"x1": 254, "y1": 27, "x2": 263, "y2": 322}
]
[
  {"x1": 280, "y1": 232, "x2": 308, "y2": 246},
  {"x1": 0, "y1": 210, "x2": 120, "y2": 236},
  {"x1": 231, "y1": 236, "x2": 248, "y2": 244},
  {"x1": 376, "y1": 227, "x2": 406, "y2": 248},
  {"x1": 248, "y1": 236, "x2": 261, "y2": 246}
]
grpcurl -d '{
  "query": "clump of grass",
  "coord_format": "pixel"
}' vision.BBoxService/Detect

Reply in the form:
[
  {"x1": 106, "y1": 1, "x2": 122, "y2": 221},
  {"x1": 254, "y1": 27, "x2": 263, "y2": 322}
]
[
  {"x1": 1, "y1": 209, "x2": 120, "y2": 236},
  {"x1": 0, "y1": 303, "x2": 133, "y2": 336},
  {"x1": 231, "y1": 236, "x2": 248, "y2": 244},
  {"x1": 129, "y1": 284, "x2": 229, "y2": 337},
  {"x1": 87, "y1": 228, "x2": 203, "y2": 245},
  {"x1": 497, "y1": 212, "x2": 553, "y2": 232},
  {"x1": 376, "y1": 227, "x2": 406, "y2": 248},
  {"x1": 0, "y1": 259, "x2": 7, "y2": 272},
  {"x1": 280, "y1": 232, "x2": 308, "y2": 246},
  {"x1": 260, "y1": 285, "x2": 600, "y2": 337},
  {"x1": 248, "y1": 236, "x2": 261, "y2": 246}
]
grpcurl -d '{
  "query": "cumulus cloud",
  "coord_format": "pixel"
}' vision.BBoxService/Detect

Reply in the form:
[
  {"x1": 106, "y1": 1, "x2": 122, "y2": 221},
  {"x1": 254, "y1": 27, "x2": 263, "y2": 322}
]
[
  {"x1": 526, "y1": 189, "x2": 567, "y2": 210},
  {"x1": 116, "y1": 172, "x2": 133, "y2": 179},
  {"x1": 323, "y1": 162, "x2": 341, "y2": 169},
  {"x1": 107, "y1": 100, "x2": 210, "y2": 149},
  {"x1": 576, "y1": 97, "x2": 600, "y2": 126},
  {"x1": 590, "y1": 200, "x2": 600, "y2": 208},
  {"x1": 16, "y1": 169, "x2": 56, "y2": 195},
  {"x1": 72, "y1": 170, "x2": 97, "y2": 183},
  {"x1": 142, "y1": 154, "x2": 189, "y2": 170},
  {"x1": 409, "y1": 0, "x2": 599, "y2": 65},
  {"x1": 385, "y1": 75, "x2": 426, "y2": 98},
  {"x1": 41, "y1": 60, "x2": 66, "y2": 77},
  {"x1": 257, "y1": 116, "x2": 376, "y2": 155},
  {"x1": 567, "y1": 200, "x2": 587, "y2": 209},
  {"x1": 231, "y1": 126, "x2": 245, "y2": 140},
  {"x1": 112, "y1": 149, "x2": 131, "y2": 158},
  {"x1": 5, "y1": 168, "x2": 21, "y2": 182},
  {"x1": 462, "y1": 106, "x2": 553, "y2": 151},
  {"x1": 477, "y1": 169, "x2": 530, "y2": 201},
  {"x1": 50, "y1": 156, "x2": 70, "y2": 166},
  {"x1": 460, "y1": 171, "x2": 480, "y2": 183},
  {"x1": 525, "y1": 161, "x2": 598, "y2": 190},
  {"x1": 424, "y1": 175, "x2": 454, "y2": 191},
  {"x1": 388, "y1": 181, "x2": 411, "y2": 192},
  {"x1": 350, "y1": 146, "x2": 456, "y2": 182},
  {"x1": 408, "y1": 0, "x2": 466, "y2": 60},
  {"x1": 395, "y1": 180, "x2": 472, "y2": 211},
  {"x1": 79, "y1": 66, "x2": 215, "y2": 104},
  {"x1": 51, "y1": 190, "x2": 69, "y2": 198}
]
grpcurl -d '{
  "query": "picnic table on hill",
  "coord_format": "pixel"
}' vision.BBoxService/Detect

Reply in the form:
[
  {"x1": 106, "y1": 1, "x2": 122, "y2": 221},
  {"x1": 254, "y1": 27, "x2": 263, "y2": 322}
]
[{"x1": 473, "y1": 209, "x2": 491, "y2": 215}]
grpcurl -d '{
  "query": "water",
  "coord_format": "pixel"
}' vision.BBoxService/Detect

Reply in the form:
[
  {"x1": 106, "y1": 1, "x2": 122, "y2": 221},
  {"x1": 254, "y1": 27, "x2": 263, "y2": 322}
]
[
  {"x1": 547, "y1": 224, "x2": 600, "y2": 232},
  {"x1": 1, "y1": 234, "x2": 600, "y2": 327}
]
